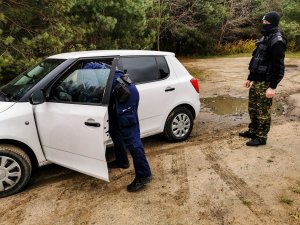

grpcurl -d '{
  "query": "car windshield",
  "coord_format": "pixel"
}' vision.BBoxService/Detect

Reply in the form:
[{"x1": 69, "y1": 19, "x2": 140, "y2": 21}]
[{"x1": 0, "y1": 58, "x2": 65, "y2": 101}]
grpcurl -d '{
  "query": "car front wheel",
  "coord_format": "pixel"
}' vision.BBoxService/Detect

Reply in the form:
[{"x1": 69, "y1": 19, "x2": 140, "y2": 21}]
[
  {"x1": 164, "y1": 107, "x2": 194, "y2": 142},
  {"x1": 0, "y1": 145, "x2": 32, "y2": 198}
]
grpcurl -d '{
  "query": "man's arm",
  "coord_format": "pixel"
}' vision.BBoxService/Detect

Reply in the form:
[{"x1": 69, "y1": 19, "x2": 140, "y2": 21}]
[
  {"x1": 269, "y1": 41, "x2": 286, "y2": 89},
  {"x1": 265, "y1": 41, "x2": 286, "y2": 98}
]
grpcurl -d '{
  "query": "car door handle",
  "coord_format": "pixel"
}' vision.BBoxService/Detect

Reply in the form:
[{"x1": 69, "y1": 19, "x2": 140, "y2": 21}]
[
  {"x1": 85, "y1": 119, "x2": 101, "y2": 127},
  {"x1": 165, "y1": 87, "x2": 175, "y2": 92}
]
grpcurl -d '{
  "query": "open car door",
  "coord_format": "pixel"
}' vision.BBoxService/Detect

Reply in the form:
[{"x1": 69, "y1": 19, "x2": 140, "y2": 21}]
[{"x1": 33, "y1": 58, "x2": 118, "y2": 181}]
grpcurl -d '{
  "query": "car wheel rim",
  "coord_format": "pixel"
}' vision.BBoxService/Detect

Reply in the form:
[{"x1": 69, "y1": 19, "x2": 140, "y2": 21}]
[
  {"x1": 171, "y1": 113, "x2": 191, "y2": 138},
  {"x1": 0, "y1": 156, "x2": 22, "y2": 192}
]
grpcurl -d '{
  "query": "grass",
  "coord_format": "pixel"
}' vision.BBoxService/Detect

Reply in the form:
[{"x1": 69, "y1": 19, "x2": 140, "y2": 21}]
[
  {"x1": 222, "y1": 52, "x2": 300, "y2": 58},
  {"x1": 179, "y1": 52, "x2": 300, "y2": 59},
  {"x1": 292, "y1": 188, "x2": 300, "y2": 194},
  {"x1": 280, "y1": 195, "x2": 293, "y2": 205},
  {"x1": 178, "y1": 53, "x2": 251, "y2": 59},
  {"x1": 242, "y1": 199, "x2": 252, "y2": 206},
  {"x1": 286, "y1": 52, "x2": 300, "y2": 58},
  {"x1": 184, "y1": 66, "x2": 203, "y2": 79}
]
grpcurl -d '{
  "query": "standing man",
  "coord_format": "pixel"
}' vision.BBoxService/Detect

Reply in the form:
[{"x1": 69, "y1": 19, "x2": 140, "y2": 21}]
[
  {"x1": 108, "y1": 68, "x2": 152, "y2": 192},
  {"x1": 240, "y1": 11, "x2": 287, "y2": 146}
]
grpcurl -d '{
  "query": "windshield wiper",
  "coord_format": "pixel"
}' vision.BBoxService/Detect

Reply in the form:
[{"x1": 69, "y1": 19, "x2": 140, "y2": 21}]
[
  {"x1": 0, "y1": 89, "x2": 16, "y2": 101},
  {"x1": 0, "y1": 90, "x2": 10, "y2": 101}
]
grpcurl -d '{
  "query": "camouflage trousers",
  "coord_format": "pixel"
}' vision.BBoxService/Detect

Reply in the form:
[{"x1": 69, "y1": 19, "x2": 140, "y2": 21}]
[{"x1": 248, "y1": 81, "x2": 272, "y2": 140}]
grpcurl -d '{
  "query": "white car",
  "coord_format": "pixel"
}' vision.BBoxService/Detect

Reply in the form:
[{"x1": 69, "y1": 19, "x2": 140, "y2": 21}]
[{"x1": 0, "y1": 50, "x2": 200, "y2": 197}]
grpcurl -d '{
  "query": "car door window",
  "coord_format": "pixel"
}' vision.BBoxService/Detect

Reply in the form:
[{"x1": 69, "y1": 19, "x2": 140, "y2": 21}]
[
  {"x1": 121, "y1": 56, "x2": 160, "y2": 84},
  {"x1": 49, "y1": 59, "x2": 113, "y2": 104}
]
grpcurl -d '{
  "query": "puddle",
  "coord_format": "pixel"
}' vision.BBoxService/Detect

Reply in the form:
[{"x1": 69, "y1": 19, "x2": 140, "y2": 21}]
[{"x1": 202, "y1": 96, "x2": 285, "y2": 116}]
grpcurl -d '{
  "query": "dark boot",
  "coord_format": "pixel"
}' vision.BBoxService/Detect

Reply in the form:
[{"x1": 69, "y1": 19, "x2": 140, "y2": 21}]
[
  {"x1": 127, "y1": 176, "x2": 152, "y2": 192},
  {"x1": 239, "y1": 131, "x2": 256, "y2": 139},
  {"x1": 108, "y1": 160, "x2": 129, "y2": 169},
  {"x1": 246, "y1": 138, "x2": 266, "y2": 146}
]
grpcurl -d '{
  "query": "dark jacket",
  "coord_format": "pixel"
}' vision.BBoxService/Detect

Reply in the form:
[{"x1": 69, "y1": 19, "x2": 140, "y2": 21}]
[
  {"x1": 248, "y1": 29, "x2": 287, "y2": 89},
  {"x1": 110, "y1": 71, "x2": 140, "y2": 129}
]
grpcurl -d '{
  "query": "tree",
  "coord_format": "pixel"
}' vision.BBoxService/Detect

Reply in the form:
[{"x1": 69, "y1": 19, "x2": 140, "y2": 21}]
[
  {"x1": 148, "y1": 0, "x2": 169, "y2": 51},
  {"x1": 218, "y1": 0, "x2": 258, "y2": 44},
  {"x1": 158, "y1": 0, "x2": 226, "y2": 54},
  {"x1": 280, "y1": 0, "x2": 300, "y2": 51},
  {"x1": 0, "y1": 0, "x2": 155, "y2": 84}
]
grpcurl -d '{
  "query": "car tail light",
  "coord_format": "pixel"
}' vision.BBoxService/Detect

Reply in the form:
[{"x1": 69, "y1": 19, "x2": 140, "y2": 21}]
[{"x1": 190, "y1": 78, "x2": 199, "y2": 93}]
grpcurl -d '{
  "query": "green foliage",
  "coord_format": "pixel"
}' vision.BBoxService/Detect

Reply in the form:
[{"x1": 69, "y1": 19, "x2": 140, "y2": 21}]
[
  {"x1": 158, "y1": 0, "x2": 227, "y2": 55},
  {"x1": 184, "y1": 65, "x2": 203, "y2": 79},
  {"x1": 0, "y1": 0, "x2": 299, "y2": 84},
  {"x1": 280, "y1": 195, "x2": 293, "y2": 205},
  {"x1": 0, "y1": 0, "x2": 155, "y2": 84},
  {"x1": 242, "y1": 199, "x2": 252, "y2": 206},
  {"x1": 280, "y1": 0, "x2": 300, "y2": 51}
]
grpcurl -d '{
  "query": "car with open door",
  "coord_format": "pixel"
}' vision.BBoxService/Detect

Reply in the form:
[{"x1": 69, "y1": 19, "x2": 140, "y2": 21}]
[{"x1": 0, "y1": 50, "x2": 200, "y2": 197}]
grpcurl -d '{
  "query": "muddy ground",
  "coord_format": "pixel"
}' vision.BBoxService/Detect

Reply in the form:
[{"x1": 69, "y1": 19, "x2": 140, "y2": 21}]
[{"x1": 1, "y1": 57, "x2": 300, "y2": 225}]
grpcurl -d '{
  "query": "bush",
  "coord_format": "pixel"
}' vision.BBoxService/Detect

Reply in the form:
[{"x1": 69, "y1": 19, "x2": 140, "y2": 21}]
[{"x1": 217, "y1": 40, "x2": 256, "y2": 55}]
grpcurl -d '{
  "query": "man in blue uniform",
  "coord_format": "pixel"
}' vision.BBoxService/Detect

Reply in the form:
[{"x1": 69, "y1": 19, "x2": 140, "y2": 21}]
[
  {"x1": 84, "y1": 62, "x2": 152, "y2": 191},
  {"x1": 107, "y1": 65, "x2": 152, "y2": 192}
]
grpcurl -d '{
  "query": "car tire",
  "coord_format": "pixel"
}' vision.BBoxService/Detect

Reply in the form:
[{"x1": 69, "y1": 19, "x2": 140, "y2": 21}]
[
  {"x1": 164, "y1": 107, "x2": 194, "y2": 142},
  {"x1": 0, "y1": 144, "x2": 32, "y2": 198}
]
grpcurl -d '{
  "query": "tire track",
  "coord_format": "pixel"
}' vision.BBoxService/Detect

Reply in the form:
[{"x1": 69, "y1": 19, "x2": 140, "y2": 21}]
[
  {"x1": 151, "y1": 146, "x2": 190, "y2": 207},
  {"x1": 171, "y1": 148, "x2": 189, "y2": 206},
  {"x1": 202, "y1": 145, "x2": 272, "y2": 223},
  {"x1": 148, "y1": 134, "x2": 279, "y2": 223}
]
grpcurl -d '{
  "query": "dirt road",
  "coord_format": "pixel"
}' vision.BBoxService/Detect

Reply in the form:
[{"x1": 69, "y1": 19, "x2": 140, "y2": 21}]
[{"x1": 1, "y1": 57, "x2": 300, "y2": 225}]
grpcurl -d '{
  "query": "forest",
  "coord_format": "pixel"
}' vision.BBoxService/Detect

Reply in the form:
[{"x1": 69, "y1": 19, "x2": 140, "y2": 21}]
[{"x1": 0, "y1": 0, "x2": 299, "y2": 83}]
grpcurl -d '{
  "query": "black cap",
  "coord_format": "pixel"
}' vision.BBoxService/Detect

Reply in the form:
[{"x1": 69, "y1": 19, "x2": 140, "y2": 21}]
[{"x1": 263, "y1": 11, "x2": 280, "y2": 26}]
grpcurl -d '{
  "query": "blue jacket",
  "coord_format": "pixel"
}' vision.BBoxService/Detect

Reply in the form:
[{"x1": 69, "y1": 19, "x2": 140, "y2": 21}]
[
  {"x1": 83, "y1": 62, "x2": 140, "y2": 128},
  {"x1": 111, "y1": 71, "x2": 140, "y2": 128}
]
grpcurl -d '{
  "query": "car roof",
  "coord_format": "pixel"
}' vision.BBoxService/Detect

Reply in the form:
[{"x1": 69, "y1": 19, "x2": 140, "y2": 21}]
[{"x1": 48, "y1": 50, "x2": 175, "y2": 59}]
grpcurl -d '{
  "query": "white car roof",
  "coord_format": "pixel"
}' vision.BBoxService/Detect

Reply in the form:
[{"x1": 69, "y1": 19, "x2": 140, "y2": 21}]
[{"x1": 48, "y1": 50, "x2": 175, "y2": 59}]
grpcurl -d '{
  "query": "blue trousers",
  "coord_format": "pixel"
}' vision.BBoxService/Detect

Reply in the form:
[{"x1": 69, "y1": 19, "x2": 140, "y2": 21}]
[{"x1": 109, "y1": 116, "x2": 152, "y2": 178}]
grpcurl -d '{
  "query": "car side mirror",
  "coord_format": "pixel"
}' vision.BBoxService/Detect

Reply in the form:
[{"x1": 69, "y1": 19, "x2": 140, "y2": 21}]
[{"x1": 30, "y1": 89, "x2": 45, "y2": 105}]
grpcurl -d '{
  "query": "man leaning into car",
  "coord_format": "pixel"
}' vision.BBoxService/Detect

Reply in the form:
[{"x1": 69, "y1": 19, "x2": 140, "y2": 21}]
[
  {"x1": 83, "y1": 62, "x2": 152, "y2": 192},
  {"x1": 108, "y1": 65, "x2": 152, "y2": 192}
]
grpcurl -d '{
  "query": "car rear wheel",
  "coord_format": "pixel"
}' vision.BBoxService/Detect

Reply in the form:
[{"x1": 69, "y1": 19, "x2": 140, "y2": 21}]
[
  {"x1": 164, "y1": 107, "x2": 194, "y2": 142},
  {"x1": 0, "y1": 145, "x2": 32, "y2": 198}
]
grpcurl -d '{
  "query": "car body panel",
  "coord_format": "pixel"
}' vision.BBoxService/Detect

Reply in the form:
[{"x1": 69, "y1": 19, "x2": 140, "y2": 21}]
[
  {"x1": 0, "y1": 103, "x2": 47, "y2": 164},
  {"x1": 167, "y1": 55, "x2": 201, "y2": 114},
  {"x1": 48, "y1": 50, "x2": 175, "y2": 60},
  {"x1": 33, "y1": 102, "x2": 110, "y2": 181},
  {"x1": 136, "y1": 75, "x2": 178, "y2": 135},
  {"x1": 0, "y1": 102, "x2": 15, "y2": 113}
]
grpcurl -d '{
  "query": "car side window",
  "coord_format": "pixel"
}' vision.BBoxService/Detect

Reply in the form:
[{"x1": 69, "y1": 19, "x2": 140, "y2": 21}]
[
  {"x1": 156, "y1": 56, "x2": 170, "y2": 79},
  {"x1": 49, "y1": 59, "x2": 113, "y2": 104},
  {"x1": 121, "y1": 56, "x2": 160, "y2": 84}
]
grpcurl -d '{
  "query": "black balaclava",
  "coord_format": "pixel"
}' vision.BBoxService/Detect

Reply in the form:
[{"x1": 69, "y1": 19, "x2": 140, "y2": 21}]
[{"x1": 261, "y1": 11, "x2": 280, "y2": 35}]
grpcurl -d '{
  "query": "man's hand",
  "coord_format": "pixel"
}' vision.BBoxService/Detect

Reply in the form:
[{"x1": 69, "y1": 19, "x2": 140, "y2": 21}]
[
  {"x1": 244, "y1": 80, "x2": 251, "y2": 88},
  {"x1": 266, "y1": 87, "x2": 275, "y2": 98}
]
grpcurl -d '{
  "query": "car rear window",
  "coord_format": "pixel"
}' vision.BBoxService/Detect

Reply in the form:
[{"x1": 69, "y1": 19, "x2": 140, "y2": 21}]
[{"x1": 156, "y1": 56, "x2": 169, "y2": 79}]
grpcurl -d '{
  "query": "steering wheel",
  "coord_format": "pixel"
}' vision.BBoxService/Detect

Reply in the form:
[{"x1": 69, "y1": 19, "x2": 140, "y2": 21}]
[{"x1": 53, "y1": 84, "x2": 72, "y2": 101}]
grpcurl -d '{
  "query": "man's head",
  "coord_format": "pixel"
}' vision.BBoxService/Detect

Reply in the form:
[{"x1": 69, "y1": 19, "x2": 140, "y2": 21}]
[{"x1": 262, "y1": 12, "x2": 280, "y2": 26}]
